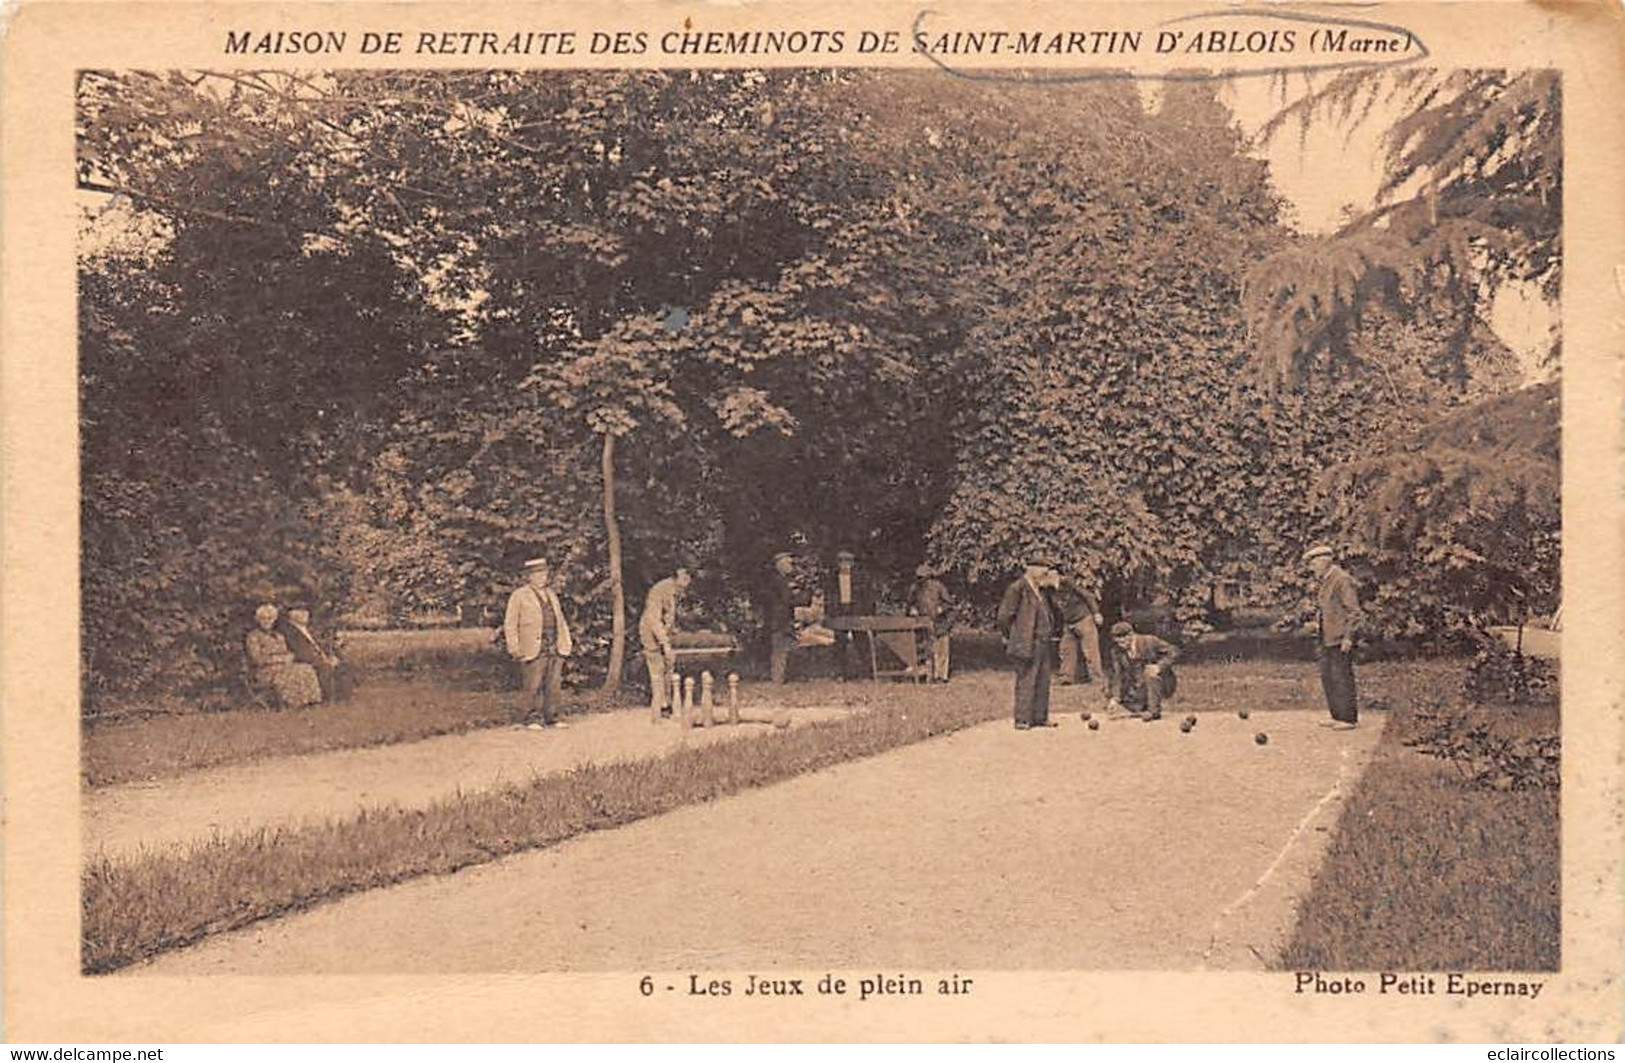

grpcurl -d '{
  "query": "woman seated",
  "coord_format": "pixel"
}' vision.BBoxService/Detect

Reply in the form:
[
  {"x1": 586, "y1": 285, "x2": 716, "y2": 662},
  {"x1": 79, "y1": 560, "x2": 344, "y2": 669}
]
[{"x1": 245, "y1": 603, "x2": 323, "y2": 708}]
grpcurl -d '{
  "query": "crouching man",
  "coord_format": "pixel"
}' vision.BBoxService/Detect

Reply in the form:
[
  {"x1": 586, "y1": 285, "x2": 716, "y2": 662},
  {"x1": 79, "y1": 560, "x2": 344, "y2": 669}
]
[{"x1": 1106, "y1": 620, "x2": 1179, "y2": 721}]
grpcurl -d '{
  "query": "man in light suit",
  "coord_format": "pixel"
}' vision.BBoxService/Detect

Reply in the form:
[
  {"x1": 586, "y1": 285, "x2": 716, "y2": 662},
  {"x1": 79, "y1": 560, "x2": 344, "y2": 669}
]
[
  {"x1": 504, "y1": 557, "x2": 574, "y2": 729},
  {"x1": 997, "y1": 559, "x2": 1061, "y2": 730},
  {"x1": 639, "y1": 566, "x2": 692, "y2": 717}
]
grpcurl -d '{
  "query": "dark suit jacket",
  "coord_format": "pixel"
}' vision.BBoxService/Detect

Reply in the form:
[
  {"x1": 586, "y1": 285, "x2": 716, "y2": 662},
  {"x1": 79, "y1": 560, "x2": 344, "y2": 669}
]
[
  {"x1": 1109, "y1": 633, "x2": 1179, "y2": 701},
  {"x1": 1052, "y1": 579, "x2": 1101, "y2": 625},
  {"x1": 279, "y1": 621, "x2": 332, "y2": 668},
  {"x1": 997, "y1": 577, "x2": 1056, "y2": 661}
]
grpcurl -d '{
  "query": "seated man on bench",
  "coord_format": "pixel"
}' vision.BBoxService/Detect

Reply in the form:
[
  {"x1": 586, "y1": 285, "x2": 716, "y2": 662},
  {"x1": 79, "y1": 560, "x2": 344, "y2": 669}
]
[{"x1": 279, "y1": 605, "x2": 354, "y2": 703}]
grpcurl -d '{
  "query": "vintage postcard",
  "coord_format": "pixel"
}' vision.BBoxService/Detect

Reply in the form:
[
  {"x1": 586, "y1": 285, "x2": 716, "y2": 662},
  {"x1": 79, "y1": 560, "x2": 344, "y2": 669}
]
[{"x1": 2, "y1": 0, "x2": 1621, "y2": 1044}]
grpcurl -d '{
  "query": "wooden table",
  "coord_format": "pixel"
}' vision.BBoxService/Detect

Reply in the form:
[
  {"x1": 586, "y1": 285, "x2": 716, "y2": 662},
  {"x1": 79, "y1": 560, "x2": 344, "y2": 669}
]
[{"x1": 823, "y1": 615, "x2": 934, "y2": 682}]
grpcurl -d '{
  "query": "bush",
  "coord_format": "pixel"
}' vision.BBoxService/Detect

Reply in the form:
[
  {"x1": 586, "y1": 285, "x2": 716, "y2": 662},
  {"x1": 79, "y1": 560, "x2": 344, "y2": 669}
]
[
  {"x1": 1462, "y1": 635, "x2": 1558, "y2": 706},
  {"x1": 1404, "y1": 696, "x2": 1559, "y2": 792}
]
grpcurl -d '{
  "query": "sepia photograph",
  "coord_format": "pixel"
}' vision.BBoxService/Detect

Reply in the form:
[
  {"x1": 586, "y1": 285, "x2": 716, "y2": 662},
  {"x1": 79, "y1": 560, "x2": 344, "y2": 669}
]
[{"x1": 70, "y1": 61, "x2": 1568, "y2": 987}]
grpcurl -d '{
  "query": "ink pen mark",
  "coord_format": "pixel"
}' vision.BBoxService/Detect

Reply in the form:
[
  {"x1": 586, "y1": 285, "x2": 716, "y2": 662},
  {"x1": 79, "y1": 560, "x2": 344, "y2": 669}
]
[{"x1": 908, "y1": 7, "x2": 1429, "y2": 86}]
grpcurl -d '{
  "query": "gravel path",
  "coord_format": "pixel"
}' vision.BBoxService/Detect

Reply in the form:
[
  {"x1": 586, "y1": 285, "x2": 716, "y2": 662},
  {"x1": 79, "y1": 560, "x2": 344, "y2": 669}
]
[{"x1": 135, "y1": 706, "x2": 1380, "y2": 973}]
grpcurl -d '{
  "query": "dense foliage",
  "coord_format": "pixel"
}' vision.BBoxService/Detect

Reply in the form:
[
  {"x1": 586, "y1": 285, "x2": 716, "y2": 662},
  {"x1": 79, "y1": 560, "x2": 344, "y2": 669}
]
[{"x1": 78, "y1": 69, "x2": 1560, "y2": 702}]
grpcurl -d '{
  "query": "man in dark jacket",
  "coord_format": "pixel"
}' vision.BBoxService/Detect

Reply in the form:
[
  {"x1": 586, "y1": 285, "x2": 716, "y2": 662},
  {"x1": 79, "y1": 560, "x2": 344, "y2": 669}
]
[
  {"x1": 765, "y1": 552, "x2": 806, "y2": 685},
  {"x1": 997, "y1": 561, "x2": 1061, "y2": 729},
  {"x1": 1107, "y1": 620, "x2": 1179, "y2": 720}
]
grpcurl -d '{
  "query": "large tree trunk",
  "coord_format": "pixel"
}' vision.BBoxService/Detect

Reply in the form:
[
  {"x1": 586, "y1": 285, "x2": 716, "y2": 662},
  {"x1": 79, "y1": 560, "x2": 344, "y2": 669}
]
[{"x1": 601, "y1": 432, "x2": 625, "y2": 692}]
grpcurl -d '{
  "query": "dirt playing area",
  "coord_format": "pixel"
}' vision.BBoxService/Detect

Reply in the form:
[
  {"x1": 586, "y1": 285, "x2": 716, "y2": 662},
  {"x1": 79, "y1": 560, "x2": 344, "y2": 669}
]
[{"x1": 135, "y1": 705, "x2": 1381, "y2": 973}]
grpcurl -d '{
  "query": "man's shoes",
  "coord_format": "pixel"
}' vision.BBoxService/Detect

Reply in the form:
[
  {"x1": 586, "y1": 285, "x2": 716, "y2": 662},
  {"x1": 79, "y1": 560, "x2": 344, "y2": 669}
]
[
  {"x1": 1037, "y1": 720, "x2": 1059, "y2": 728},
  {"x1": 1142, "y1": 712, "x2": 1161, "y2": 722},
  {"x1": 525, "y1": 722, "x2": 545, "y2": 731},
  {"x1": 550, "y1": 720, "x2": 570, "y2": 729},
  {"x1": 1329, "y1": 720, "x2": 1358, "y2": 731},
  {"x1": 1014, "y1": 722, "x2": 1032, "y2": 730}
]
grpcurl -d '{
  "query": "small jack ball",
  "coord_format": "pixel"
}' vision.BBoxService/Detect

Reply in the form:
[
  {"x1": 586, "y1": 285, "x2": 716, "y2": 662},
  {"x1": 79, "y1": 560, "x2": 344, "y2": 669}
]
[
  {"x1": 1238, "y1": 709, "x2": 1250, "y2": 720},
  {"x1": 1087, "y1": 719, "x2": 1100, "y2": 731},
  {"x1": 1255, "y1": 732, "x2": 1269, "y2": 745}
]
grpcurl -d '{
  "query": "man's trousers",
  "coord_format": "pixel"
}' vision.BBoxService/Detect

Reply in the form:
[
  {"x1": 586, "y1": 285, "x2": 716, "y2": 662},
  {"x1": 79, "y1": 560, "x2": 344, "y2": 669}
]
[
  {"x1": 519, "y1": 653, "x2": 562, "y2": 724},
  {"x1": 770, "y1": 631, "x2": 795, "y2": 684},
  {"x1": 1058, "y1": 617, "x2": 1104, "y2": 686},
  {"x1": 644, "y1": 648, "x2": 671, "y2": 710},
  {"x1": 929, "y1": 633, "x2": 951, "y2": 681},
  {"x1": 1012, "y1": 650, "x2": 1053, "y2": 726}
]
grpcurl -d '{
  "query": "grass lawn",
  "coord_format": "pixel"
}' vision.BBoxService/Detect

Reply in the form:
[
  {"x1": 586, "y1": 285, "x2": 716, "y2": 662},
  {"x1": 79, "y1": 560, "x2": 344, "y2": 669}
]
[
  {"x1": 1279, "y1": 667, "x2": 1560, "y2": 971},
  {"x1": 82, "y1": 677, "x2": 626, "y2": 788},
  {"x1": 82, "y1": 641, "x2": 652, "y2": 786}
]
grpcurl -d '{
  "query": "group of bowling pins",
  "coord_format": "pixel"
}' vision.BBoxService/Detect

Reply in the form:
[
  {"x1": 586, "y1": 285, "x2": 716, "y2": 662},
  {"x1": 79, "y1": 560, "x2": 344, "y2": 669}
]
[{"x1": 657, "y1": 670, "x2": 741, "y2": 729}]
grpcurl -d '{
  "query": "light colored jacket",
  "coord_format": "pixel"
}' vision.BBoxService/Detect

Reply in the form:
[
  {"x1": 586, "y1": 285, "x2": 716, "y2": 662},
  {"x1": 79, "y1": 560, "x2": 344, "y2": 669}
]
[
  {"x1": 638, "y1": 576, "x2": 682, "y2": 652},
  {"x1": 1317, "y1": 564, "x2": 1363, "y2": 646},
  {"x1": 504, "y1": 584, "x2": 573, "y2": 661}
]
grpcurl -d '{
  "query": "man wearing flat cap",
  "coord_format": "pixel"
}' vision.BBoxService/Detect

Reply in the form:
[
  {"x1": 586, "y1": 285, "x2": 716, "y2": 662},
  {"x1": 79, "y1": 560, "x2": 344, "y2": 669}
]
[
  {"x1": 504, "y1": 556, "x2": 574, "y2": 729},
  {"x1": 1303, "y1": 544, "x2": 1362, "y2": 729},
  {"x1": 997, "y1": 559, "x2": 1062, "y2": 729}
]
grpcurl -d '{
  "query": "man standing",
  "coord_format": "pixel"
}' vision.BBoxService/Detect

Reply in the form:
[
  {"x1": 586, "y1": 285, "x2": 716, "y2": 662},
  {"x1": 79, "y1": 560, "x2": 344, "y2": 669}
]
[
  {"x1": 997, "y1": 560, "x2": 1060, "y2": 729},
  {"x1": 1106, "y1": 619, "x2": 1180, "y2": 721},
  {"x1": 826, "y1": 549, "x2": 873, "y2": 680},
  {"x1": 639, "y1": 566, "x2": 692, "y2": 717},
  {"x1": 909, "y1": 563, "x2": 955, "y2": 682},
  {"x1": 1054, "y1": 571, "x2": 1106, "y2": 693},
  {"x1": 504, "y1": 557, "x2": 574, "y2": 729},
  {"x1": 1305, "y1": 544, "x2": 1362, "y2": 729},
  {"x1": 765, "y1": 552, "x2": 804, "y2": 685}
]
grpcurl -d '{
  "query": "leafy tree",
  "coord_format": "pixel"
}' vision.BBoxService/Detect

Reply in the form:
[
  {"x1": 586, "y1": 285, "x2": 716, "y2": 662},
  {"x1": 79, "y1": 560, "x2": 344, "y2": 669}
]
[
  {"x1": 1245, "y1": 70, "x2": 1560, "y2": 388},
  {"x1": 1318, "y1": 382, "x2": 1559, "y2": 639},
  {"x1": 1242, "y1": 71, "x2": 1561, "y2": 635},
  {"x1": 81, "y1": 66, "x2": 1542, "y2": 703}
]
